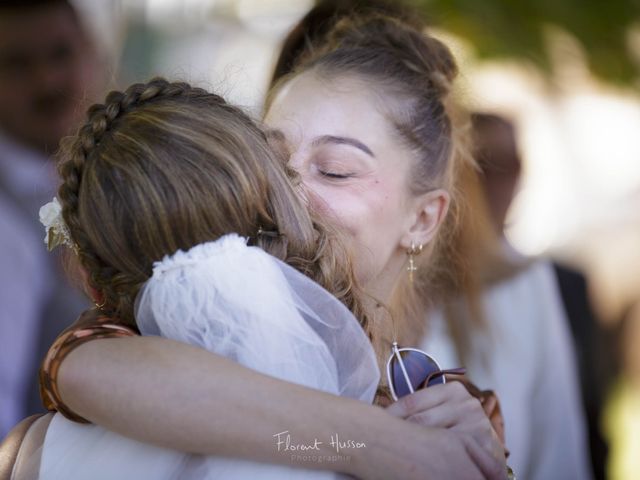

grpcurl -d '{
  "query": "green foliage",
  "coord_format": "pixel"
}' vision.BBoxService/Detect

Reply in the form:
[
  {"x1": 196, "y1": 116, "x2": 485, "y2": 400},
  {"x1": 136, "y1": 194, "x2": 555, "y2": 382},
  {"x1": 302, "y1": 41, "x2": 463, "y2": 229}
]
[{"x1": 411, "y1": 0, "x2": 640, "y2": 84}]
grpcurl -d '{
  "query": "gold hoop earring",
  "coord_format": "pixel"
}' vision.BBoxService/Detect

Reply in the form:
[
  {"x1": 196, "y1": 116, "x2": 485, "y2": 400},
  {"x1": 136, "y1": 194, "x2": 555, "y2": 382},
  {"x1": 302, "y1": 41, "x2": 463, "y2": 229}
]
[{"x1": 406, "y1": 242, "x2": 423, "y2": 283}]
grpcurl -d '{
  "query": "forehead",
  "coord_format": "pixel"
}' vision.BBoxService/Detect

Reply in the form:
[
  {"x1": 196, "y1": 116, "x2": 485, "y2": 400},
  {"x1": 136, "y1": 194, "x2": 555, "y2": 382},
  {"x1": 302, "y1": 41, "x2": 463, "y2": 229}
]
[
  {"x1": 266, "y1": 72, "x2": 395, "y2": 145},
  {"x1": 0, "y1": 5, "x2": 79, "y2": 51}
]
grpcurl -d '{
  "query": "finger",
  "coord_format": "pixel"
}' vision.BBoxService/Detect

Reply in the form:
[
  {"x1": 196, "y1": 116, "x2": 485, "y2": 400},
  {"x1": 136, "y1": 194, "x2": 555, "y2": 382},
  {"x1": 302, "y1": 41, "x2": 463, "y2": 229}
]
[
  {"x1": 462, "y1": 434, "x2": 508, "y2": 480},
  {"x1": 407, "y1": 395, "x2": 490, "y2": 432},
  {"x1": 451, "y1": 413, "x2": 499, "y2": 438},
  {"x1": 479, "y1": 394, "x2": 506, "y2": 447},
  {"x1": 482, "y1": 395, "x2": 496, "y2": 412},
  {"x1": 385, "y1": 381, "x2": 470, "y2": 419},
  {"x1": 406, "y1": 408, "x2": 458, "y2": 429},
  {"x1": 446, "y1": 375, "x2": 482, "y2": 399},
  {"x1": 463, "y1": 424, "x2": 508, "y2": 468},
  {"x1": 488, "y1": 410, "x2": 506, "y2": 447}
]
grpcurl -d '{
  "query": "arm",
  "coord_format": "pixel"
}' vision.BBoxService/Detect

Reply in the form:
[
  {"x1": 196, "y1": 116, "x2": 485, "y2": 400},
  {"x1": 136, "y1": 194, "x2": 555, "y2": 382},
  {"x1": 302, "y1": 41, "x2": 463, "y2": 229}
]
[{"x1": 54, "y1": 334, "x2": 502, "y2": 479}]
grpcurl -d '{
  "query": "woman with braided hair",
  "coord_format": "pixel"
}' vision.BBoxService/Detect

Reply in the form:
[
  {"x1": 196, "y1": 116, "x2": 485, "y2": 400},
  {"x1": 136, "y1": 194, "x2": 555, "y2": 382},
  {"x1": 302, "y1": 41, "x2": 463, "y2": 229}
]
[
  {"x1": 17, "y1": 77, "x2": 382, "y2": 479},
  {"x1": 4, "y1": 14, "x2": 514, "y2": 480}
]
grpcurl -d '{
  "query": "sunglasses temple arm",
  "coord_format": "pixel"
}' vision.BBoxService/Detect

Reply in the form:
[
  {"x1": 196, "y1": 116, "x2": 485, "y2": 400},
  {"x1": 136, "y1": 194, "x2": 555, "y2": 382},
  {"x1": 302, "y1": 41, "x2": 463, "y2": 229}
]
[
  {"x1": 424, "y1": 367, "x2": 467, "y2": 386},
  {"x1": 393, "y1": 347, "x2": 416, "y2": 395}
]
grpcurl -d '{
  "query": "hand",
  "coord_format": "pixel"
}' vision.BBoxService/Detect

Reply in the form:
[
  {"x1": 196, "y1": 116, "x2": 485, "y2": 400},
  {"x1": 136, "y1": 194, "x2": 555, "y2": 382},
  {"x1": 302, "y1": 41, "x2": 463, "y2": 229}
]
[
  {"x1": 445, "y1": 375, "x2": 506, "y2": 450},
  {"x1": 352, "y1": 411, "x2": 507, "y2": 480},
  {"x1": 385, "y1": 382, "x2": 507, "y2": 477}
]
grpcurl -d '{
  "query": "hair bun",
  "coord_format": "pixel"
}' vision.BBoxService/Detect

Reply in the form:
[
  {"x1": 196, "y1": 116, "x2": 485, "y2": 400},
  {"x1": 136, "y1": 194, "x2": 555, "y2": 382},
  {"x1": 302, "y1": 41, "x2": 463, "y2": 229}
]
[{"x1": 323, "y1": 14, "x2": 457, "y2": 97}]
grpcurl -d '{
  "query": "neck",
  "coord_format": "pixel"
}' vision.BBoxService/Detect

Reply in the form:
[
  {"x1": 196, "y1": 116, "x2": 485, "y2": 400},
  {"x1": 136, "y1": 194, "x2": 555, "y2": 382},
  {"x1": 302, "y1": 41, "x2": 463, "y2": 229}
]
[
  {"x1": 362, "y1": 271, "x2": 398, "y2": 307},
  {"x1": 361, "y1": 259, "x2": 405, "y2": 353}
]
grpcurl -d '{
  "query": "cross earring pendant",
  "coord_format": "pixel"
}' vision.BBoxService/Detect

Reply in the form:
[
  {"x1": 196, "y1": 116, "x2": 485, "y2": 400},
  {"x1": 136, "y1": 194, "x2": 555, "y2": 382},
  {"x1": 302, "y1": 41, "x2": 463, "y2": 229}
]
[{"x1": 408, "y1": 256, "x2": 417, "y2": 282}]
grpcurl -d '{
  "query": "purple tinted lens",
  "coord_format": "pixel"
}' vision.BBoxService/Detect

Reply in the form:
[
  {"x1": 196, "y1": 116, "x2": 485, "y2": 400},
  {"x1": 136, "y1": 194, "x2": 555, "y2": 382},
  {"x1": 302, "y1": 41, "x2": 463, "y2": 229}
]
[{"x1": 391, "y1": 350, "x2": 443, "y2": 398}]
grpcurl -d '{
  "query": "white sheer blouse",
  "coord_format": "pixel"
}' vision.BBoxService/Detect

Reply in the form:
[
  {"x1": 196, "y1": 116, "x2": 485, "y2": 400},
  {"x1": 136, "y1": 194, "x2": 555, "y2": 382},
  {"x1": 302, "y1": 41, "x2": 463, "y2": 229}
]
[{"x1": 421, "y1": 261, "x2": 593, "y2": 480}]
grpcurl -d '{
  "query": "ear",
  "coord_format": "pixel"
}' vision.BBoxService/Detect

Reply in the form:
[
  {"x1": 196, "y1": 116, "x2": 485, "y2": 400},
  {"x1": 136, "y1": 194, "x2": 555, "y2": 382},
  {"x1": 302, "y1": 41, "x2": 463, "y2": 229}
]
[
  {"x1": 86, "y1": 284, "x2": 105, "y2": 307},
  {"x1": 400, "y1": 189, "x2": 450, "y2": 250}
]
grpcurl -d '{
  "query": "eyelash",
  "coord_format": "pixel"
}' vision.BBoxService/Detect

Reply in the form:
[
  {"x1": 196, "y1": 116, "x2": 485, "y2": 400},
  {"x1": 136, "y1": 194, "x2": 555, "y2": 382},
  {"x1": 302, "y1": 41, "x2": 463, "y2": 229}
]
[{"x1": 318, "y1": 170, "x2": 353, "y2": 180}]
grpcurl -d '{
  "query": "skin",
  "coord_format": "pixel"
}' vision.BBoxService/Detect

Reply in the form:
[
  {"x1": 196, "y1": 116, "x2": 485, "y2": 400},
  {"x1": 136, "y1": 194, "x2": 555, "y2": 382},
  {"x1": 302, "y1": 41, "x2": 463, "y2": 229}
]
[
  {"x1": 0, "y1": 4, "x2": 97, "y2": 153},
  {"x1": 264, "y1": 72, "x2": 449, "y2": 304},
  {"x1": 51, "y1": 73, "x2": 506, "y2": 478}
]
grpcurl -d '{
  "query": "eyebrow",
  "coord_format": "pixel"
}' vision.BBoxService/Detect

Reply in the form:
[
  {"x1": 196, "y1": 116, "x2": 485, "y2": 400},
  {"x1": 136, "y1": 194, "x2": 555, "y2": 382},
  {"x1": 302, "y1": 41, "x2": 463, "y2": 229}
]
[
  {"x1": 312, "y1": 135, "x2": 375, "y2": 157},
  {"x1": 264, "y1": 130, "x2": 376, "y2": 158}
]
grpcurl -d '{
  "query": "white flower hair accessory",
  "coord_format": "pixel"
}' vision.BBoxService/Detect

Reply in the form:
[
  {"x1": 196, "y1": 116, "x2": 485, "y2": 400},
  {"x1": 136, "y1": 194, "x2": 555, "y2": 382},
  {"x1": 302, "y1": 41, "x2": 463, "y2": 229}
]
[{"x1": 39, "y1": 197, "x2": 75, "y2": 251}]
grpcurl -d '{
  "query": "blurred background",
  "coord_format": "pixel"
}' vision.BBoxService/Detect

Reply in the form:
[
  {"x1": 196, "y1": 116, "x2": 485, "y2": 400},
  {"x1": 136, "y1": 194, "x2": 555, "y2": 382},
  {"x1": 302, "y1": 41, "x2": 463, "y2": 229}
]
[{"x1": 2, "y1": 0, "x2": 639, "y2": 478}]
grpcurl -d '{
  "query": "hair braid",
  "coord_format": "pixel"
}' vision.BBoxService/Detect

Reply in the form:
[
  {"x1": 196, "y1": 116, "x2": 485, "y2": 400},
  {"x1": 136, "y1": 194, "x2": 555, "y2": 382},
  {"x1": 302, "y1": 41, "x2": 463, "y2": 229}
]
[
  {"x1": 56, "y1": 77, "x2": 372, "y2": 339},
  {"x1": 57, "y1": 78, "x2": 228, "y2": 320}
]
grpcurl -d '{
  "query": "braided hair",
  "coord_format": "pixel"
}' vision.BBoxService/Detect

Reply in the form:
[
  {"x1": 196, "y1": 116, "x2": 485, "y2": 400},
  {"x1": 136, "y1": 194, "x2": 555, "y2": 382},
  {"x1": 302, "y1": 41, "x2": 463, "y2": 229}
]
[{"x1": 57, "y1": 78, "x2": 370, "y2": 335}]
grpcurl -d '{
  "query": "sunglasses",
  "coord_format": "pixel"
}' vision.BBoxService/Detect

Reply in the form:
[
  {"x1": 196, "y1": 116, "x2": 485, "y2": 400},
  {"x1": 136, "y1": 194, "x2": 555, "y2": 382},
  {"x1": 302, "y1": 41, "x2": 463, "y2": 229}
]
[
  {"x1": 386, "y1": 343, "x2": 517, "y2": 479},
  {"x1": 386, "y1": 342, "x2": 466, "y2": 401}
]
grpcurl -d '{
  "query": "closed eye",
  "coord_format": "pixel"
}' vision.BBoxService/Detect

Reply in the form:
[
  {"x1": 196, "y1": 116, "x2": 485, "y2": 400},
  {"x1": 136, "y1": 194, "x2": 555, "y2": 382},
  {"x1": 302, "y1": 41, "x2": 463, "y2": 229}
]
[{"x1": 318, "y1": 170, "x2": 353, "y2": 179}]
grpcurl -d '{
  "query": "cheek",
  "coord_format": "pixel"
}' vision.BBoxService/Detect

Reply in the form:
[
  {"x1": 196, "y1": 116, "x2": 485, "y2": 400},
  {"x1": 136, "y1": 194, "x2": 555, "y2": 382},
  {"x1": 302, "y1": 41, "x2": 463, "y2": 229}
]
[
  {"x1": 307, "y1": 180, "x2": 405, "y2": 278},
  {"x1": 311, "y1": 176, "x2": 403, "y2": 231},
  {"x1": 305, "y1": 182, "x2": 373, "y2": 239}
]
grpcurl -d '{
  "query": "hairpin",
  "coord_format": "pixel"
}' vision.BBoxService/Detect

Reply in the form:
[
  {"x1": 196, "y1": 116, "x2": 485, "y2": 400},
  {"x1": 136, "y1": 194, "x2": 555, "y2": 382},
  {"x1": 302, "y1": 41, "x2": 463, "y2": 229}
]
[{"x1": 256, "y1": 226, "x2": 281, "y2": 238}]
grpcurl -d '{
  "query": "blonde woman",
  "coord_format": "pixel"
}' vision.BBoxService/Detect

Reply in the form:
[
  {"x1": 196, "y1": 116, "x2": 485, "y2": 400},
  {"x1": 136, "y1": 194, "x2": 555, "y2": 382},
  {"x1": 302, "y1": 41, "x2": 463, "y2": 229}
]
[{"x1": 17, "y1": 77, "x2": 384, "y2": 478}]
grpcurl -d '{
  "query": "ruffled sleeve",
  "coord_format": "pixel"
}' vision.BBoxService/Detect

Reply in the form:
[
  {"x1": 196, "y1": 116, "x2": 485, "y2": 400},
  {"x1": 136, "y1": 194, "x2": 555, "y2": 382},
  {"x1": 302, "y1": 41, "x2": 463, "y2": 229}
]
[{"x1": 39, "y1": 309, "x2": 139, "y2": 423}]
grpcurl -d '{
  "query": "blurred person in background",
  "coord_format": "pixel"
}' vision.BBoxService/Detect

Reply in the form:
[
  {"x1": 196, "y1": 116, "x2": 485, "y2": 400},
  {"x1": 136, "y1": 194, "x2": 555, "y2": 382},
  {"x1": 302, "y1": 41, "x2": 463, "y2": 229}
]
[
  {"x1": 470, "y1": 112, "x2": 614, "y2": 479},
  {"x1": 0, "y1": 0, "x2": 98, "y2": 438},
  {"x1": 418, "y1": 158, "x2": 590, "y2": 480}
]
